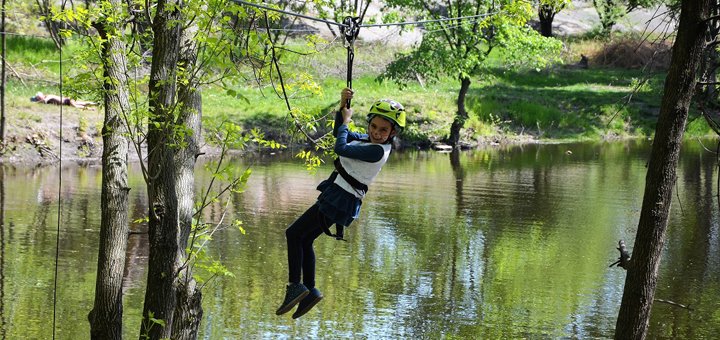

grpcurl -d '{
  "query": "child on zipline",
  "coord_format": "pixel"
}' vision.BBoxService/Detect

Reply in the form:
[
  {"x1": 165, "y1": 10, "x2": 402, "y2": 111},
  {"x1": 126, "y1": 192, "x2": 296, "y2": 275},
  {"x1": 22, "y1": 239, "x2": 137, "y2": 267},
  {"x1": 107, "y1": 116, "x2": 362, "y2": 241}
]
[{"x1": 275, "y1": 87, "x2": 406, "y2": 319}]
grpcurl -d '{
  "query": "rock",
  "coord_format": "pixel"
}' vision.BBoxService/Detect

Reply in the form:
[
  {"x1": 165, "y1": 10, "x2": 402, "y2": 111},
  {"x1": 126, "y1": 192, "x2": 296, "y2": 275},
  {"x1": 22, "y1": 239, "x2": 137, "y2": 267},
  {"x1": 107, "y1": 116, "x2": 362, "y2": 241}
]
[{"x1": 432, "y1": 143, "x2": 453, "y2": 152}]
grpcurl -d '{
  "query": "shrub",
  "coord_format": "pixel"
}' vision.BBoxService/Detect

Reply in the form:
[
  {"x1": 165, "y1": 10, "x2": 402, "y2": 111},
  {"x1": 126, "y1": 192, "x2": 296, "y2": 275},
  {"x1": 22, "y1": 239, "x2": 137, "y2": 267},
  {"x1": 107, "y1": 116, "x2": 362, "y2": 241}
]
[{"x1": 590, "y1": 35, "x2": 672, "y2": 70}]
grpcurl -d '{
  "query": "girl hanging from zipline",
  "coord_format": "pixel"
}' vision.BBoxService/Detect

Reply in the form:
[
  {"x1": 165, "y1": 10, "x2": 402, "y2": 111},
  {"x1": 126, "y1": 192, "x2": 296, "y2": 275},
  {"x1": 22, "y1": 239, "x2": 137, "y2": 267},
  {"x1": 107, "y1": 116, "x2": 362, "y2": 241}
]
[{"x1": 275, "y1": 87, "x2": 406, "y2": 319}]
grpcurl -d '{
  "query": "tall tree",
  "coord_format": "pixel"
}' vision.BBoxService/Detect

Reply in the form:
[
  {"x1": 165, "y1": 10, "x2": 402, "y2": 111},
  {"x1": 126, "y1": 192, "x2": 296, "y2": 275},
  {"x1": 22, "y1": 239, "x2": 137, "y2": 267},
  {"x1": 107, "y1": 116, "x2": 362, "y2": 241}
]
[
  {"x1": 170, "y1": 19, "x2": 203, "y2": 340},
  {"x1": 613, "y1": 0, "x2": 710, "y2": 338},
  {"x1": 48, "y1": 0, "x2": 257, "y2": 338},
  {"x1": 381, "y1": 0, "x2": 561, "y2": 147},
  {"x1": 87, "y1": 1, "x2": 131, "y2": 338},
  {"x1": 140, "y1": 0, "x2": 183, "y2": 337}
]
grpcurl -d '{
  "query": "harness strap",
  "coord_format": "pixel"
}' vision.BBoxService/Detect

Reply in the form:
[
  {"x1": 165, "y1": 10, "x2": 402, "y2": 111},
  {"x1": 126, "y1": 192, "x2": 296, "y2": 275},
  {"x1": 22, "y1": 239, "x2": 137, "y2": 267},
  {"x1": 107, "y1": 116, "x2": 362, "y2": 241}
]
[
  {"x1": 334, "y1": 158, "x2": 368, "y2": 193},
  {"x1": 320, "y1": 222, "x2": 347, "y2": 241}
]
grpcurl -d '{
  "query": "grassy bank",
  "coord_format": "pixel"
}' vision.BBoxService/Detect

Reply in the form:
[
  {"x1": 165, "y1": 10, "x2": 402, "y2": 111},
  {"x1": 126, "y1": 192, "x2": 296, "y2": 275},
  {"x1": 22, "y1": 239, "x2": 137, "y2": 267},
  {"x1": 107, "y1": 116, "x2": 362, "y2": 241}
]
[{"x1": 2, "y1": 34, "x2": 716, "y2": 162}]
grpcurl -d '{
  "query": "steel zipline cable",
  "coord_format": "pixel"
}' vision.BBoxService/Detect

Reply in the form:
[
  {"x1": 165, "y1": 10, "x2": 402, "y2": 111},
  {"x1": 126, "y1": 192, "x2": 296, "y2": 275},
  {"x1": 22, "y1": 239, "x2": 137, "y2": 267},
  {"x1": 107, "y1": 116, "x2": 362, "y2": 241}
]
[
  {"x1": 360, "y1": 11, "x2": 503, "y2": 28},
  {"x1": 232, "y1": 0, "x2": 348, "y2": 27},
  {"x1": 231, "y1": 0, "x2": 501, "y2": 30}
]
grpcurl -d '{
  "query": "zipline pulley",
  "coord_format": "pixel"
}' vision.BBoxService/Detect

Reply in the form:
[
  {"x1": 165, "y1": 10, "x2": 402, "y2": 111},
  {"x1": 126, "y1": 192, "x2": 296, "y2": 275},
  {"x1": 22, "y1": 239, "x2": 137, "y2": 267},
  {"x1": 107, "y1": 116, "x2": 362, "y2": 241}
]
[
  {"x1": 341, "y1": 16, "x2": 361, "y2": 47},
  {"x1": 340, "y1": 16, "x2": 361, "y2": 108}
]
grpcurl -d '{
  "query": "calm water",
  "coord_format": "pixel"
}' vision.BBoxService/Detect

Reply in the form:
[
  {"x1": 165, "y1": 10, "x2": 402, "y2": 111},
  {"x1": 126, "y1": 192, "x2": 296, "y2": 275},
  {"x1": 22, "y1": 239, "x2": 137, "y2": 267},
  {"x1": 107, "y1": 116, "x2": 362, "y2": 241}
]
[{"x1": 1, "y1": 140, "x2": 719, "y2": 339}]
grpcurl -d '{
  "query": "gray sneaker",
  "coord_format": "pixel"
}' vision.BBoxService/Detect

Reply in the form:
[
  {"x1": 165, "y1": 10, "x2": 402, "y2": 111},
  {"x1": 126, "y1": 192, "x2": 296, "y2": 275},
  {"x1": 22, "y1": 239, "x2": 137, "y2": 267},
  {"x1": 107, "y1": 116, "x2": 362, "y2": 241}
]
[
  {"x1": 275, "y1": 283, "x2": 309, "y2": 315},
  {"x1": 292, "y1": 287, "x2": 323, "y2": 319}
]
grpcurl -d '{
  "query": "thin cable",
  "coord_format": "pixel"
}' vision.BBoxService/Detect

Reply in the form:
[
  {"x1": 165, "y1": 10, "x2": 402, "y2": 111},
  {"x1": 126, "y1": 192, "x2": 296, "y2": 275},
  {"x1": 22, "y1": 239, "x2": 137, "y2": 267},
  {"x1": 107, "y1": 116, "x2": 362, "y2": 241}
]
[
  {"x1": 422, "y1": 19, "x2": 481, "y2": 34},
  {"x1": 260, "y1": 27, "x2": 318, "y2": 32},
  {"x1": 232, "y1": 0, "x2": 347, "y2": 27},
  {"x1": 231, "y1": 0, "x2": 501, "y2": 30},
  {"x1": 360, "y1": 11, "x2": 502, "y2": 28},
  {"x1": 52, "y1": 42, "x2": 63, "y2": 340}
]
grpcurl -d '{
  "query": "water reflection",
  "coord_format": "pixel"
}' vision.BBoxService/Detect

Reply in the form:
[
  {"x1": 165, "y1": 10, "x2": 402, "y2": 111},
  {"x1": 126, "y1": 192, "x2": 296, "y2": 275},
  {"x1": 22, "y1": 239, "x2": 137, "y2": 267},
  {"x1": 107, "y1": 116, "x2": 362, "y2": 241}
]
[
  {"x1": 1, "y1": 166, "x2": 6, "y2": 339},
  {"x1": 1, "y1": 140, "x2": 719, "y2": 338}
]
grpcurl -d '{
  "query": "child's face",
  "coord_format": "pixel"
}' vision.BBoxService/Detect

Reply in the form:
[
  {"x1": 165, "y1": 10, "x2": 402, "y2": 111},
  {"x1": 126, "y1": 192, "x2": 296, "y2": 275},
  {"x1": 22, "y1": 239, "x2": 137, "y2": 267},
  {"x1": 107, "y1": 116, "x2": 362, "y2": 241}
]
[{"x1": 368, "y1": 116, "x2": 396, "y2": 144}]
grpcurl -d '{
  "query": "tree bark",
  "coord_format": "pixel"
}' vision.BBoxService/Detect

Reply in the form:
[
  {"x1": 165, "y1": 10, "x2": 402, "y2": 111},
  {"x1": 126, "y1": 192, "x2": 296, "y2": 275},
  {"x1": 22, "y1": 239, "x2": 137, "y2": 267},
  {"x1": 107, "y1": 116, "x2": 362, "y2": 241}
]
[
  {"x1": 88, "y1": 5, "x2": 131, "y2": 339},
  {"x1": 614, "y1": 0, "x2": 710, "y2": 339},
  {"x1": 140, "y1": 0, "x2": 183, "y2": 338},
  {"x1": 699, "y1": 3, "x2": 720, "y2": 103},
  {"x1": 449, "y1": 76, "x2": 471, "y2": 147},
  {"x1": 171, "y1": 23, "x2": 204, "y2": 340},
  {"x1": 538, "y1": 4, "x2": 555, "y2": 37}
]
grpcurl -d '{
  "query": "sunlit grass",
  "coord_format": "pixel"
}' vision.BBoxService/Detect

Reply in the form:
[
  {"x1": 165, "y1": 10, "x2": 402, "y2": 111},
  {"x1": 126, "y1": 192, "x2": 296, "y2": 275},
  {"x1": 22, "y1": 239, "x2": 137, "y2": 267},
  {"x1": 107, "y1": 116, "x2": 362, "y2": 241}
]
[
  {"x1": 6, "y1": 35, "x2": 84, "y2": 75},
  {"x1": 6, "y1": 35, "x2": 716, "y2": 143},
  {"x1": 463, "y1": 67, "x2": 669, "y2": 140}
]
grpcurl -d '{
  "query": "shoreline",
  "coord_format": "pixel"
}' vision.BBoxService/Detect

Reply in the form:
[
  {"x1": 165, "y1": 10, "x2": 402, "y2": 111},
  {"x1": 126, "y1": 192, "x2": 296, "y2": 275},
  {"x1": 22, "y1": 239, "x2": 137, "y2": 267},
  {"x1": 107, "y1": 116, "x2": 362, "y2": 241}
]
[{"x1": 0, "y1": 128, "x2": 651, "y2": 167}]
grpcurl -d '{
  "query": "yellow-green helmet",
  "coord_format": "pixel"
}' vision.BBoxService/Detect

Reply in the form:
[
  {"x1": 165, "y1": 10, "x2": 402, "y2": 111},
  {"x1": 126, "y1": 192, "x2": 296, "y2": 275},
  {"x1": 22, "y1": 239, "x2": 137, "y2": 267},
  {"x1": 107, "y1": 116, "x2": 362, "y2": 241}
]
[{"x1": 367, "y1": 99, "x2": 406, "y2": 130}]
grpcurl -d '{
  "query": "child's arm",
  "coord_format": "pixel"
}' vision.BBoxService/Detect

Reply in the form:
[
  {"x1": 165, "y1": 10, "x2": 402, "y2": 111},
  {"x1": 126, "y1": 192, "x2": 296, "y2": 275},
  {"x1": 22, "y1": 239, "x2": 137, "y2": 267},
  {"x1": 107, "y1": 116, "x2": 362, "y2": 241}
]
[
  {"x1": 335, "y1": 124, "x2": 384, "y2": 162},
  {"x1": 333, "y1": 88, "x2": 365, "y2": 141},
  {"x1": 333, "y1": 110, "x2": 367, "y2": 141}
]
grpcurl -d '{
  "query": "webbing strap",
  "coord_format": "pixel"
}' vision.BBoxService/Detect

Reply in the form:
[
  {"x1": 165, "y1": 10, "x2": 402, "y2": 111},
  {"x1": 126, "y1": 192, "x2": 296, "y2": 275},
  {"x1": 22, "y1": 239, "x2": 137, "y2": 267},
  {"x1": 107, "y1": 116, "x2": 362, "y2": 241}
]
[
  {"x1": 330, "y1": 15, "x2": 362, "y2": 242},
  {"x1": 341, "y1": 16, "x2": 360, "y2": 108},
  {"x1": 321, "y1": 223, "x2": 346, "y2": 241},
  {"x1": 334, "y1": 158, "x2": 368, "y2": 193}
]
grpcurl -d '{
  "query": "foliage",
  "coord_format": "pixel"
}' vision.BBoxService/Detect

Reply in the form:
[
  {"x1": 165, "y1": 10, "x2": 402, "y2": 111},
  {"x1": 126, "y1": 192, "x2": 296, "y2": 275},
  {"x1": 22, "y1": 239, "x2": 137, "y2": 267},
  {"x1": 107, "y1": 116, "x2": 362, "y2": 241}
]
[
  {"x1": 593, "y1": 0, "x2": 627, "y2": 35},
  {"x1": 538, "y1": 0, "x2": 573, "y2": 37},
  {"x1": 380, "y1": 0, "x2": 562, "y2": 87},
  {"x1": 378, "y1": 0, "x2": 562, "y2": 145},
  {"x1": 185, "y1": 121, "x2": 284, "y2": 286},
  {"x1": 539, "y1": 0, "x2": 573, "y2": 16},
  {"x1": 4, "y1": 0, "x2": 43, "y2": 35},
  {"x1": 591, "y1": 0, "x2": 666, "y2": 36},
  {"x1": 140, "y1": 312, "x2": 166, "y2": 340}
]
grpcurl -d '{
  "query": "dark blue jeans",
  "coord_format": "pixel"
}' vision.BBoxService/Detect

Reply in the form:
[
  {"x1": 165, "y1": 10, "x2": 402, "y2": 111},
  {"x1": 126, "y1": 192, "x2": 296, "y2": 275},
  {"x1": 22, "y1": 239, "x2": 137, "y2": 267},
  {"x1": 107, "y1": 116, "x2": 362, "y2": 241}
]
[{"x1": 286, "y1": 203, "x2": 333, "y2": 289}]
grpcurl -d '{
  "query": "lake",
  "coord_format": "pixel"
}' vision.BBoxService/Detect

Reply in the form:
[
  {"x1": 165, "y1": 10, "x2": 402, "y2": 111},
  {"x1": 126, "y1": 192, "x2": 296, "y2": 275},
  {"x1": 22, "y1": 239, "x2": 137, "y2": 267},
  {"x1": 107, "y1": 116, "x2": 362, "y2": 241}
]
[{"x1": 1, "y1": 139, "x2": 718, "y2": 339}]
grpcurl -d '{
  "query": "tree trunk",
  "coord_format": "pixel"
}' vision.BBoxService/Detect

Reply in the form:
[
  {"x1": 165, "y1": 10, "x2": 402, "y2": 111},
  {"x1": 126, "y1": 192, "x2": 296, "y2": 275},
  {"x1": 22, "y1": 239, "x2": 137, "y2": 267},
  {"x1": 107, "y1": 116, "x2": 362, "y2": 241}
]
[
  {"x1": 88, "y1": 6, "x2": 131, "y2": 339},
  {"x1": 538, "y1": 5, "x2": 554, "y2": 37},
  {"x1": 700, "y1": 43, "x2": 718, "y2": 103},
  {"x1": 614, "y1": 0, "x2": 710, "y2": 339},
  {"x1": 449, "y1": 76, "x2": 471, "y2": 147},
  {"x1": 700, "y1": 4, "x2": 720, "y2": 103},
  {"x1": 171, "y1": 23, "x2": 203, "y2": 340},
  {"x1": 140, "y1": 0, "x2": 183, "y2": 338}
]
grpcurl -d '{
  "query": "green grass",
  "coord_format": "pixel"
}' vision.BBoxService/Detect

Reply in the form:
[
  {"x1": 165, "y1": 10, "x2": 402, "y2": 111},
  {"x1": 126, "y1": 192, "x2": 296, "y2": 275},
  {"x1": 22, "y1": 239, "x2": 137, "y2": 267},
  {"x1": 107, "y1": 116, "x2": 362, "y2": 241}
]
[
  {"x1": 6, "y1": 35, "x2": 73, "y2": 75},
  {"x1": 464, "y1": 67, "x2": 668, "y2": 140},
  {"x1": 6, "y1": 35, "x2": 717, "y2": 145}
]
